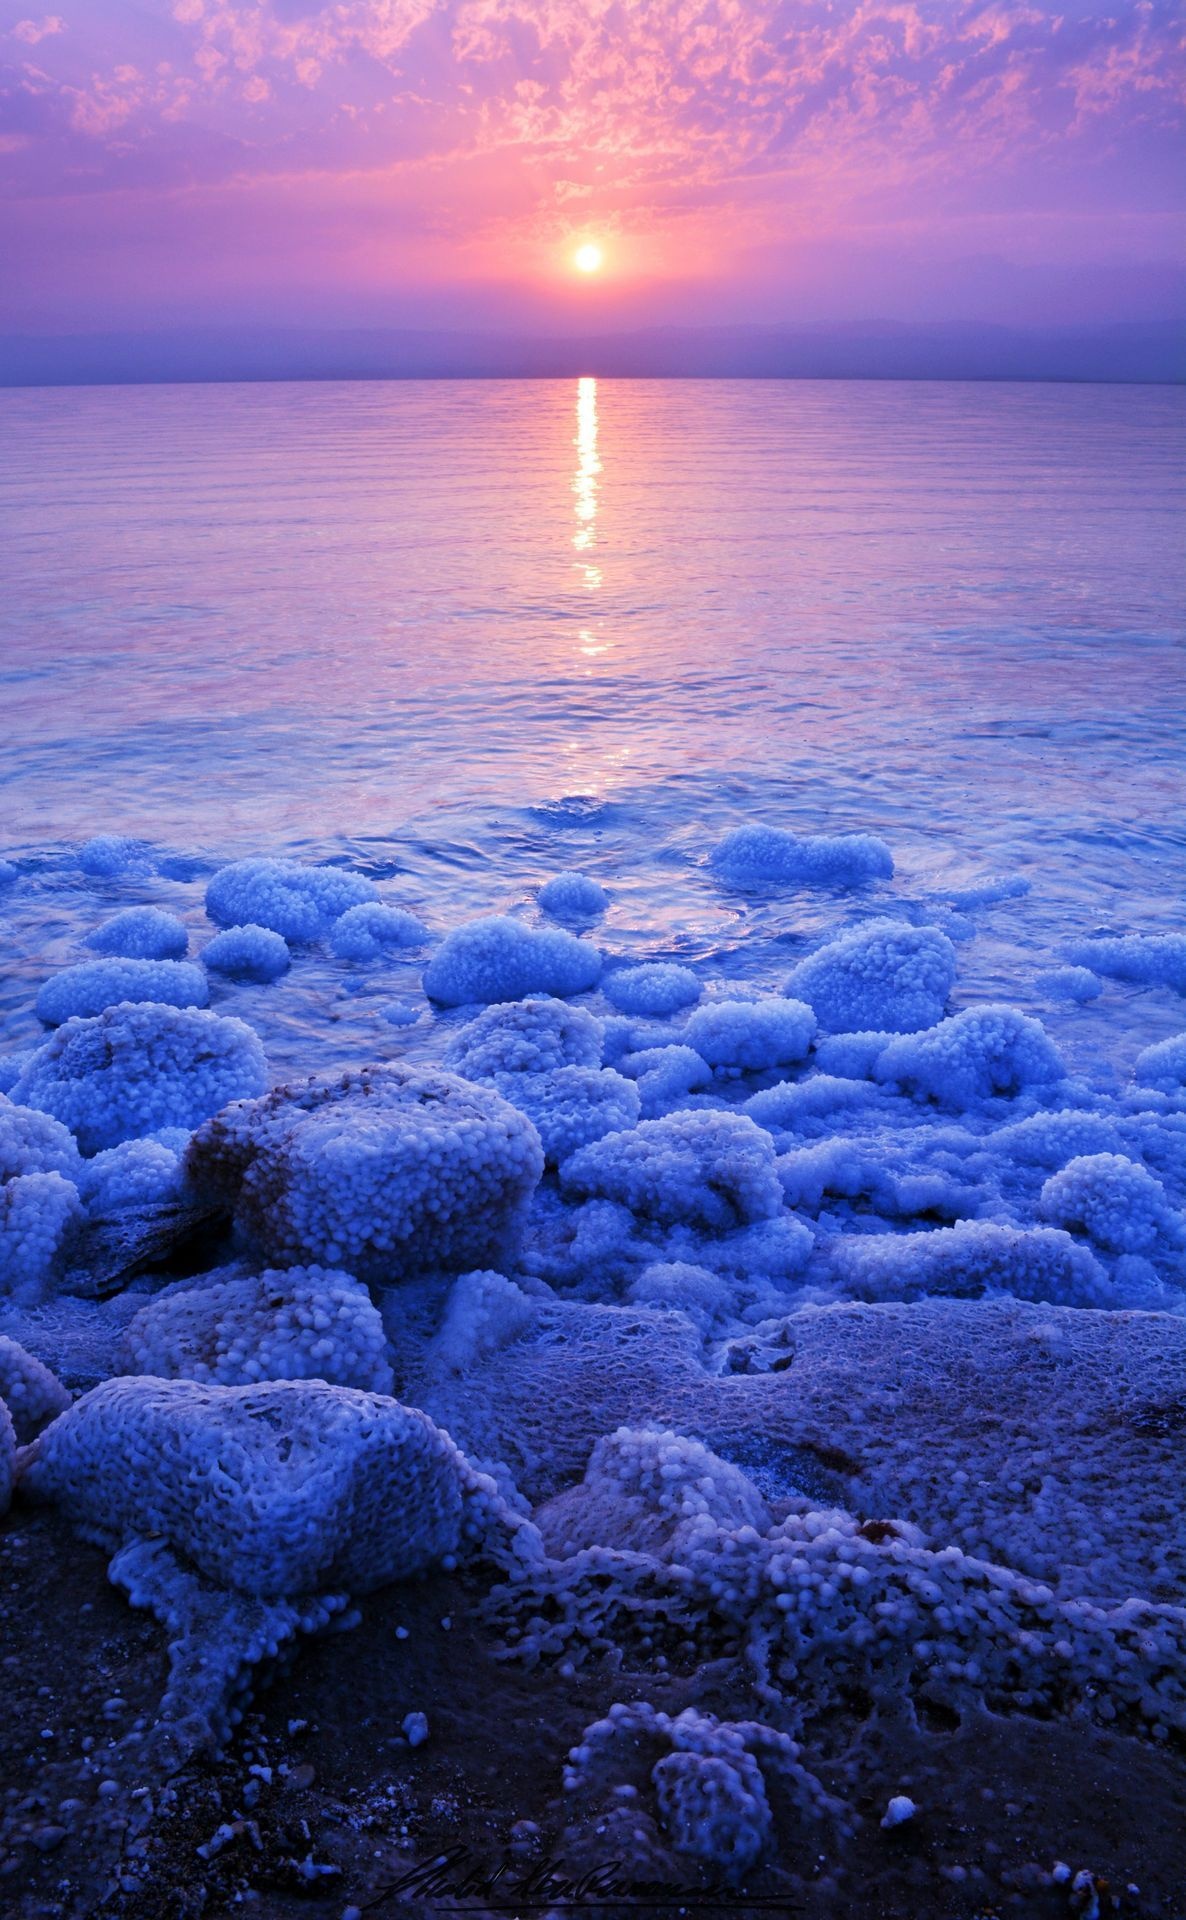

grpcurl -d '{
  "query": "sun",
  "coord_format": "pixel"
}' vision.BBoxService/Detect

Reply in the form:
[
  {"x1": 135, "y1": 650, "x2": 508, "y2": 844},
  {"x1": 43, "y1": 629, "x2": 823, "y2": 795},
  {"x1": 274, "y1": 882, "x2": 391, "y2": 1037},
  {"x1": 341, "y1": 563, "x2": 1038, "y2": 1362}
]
[{"x1": 573, "y1": 242, "x2": 603, "y2": 275}]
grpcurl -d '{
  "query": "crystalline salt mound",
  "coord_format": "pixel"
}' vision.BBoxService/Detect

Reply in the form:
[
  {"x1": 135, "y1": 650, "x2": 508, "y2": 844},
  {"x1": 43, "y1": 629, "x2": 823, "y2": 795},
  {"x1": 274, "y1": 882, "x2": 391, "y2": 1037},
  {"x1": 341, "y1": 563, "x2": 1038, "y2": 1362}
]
[
  {"x1": 874, "y1": 1004, "x2": 1064, "y2": 1108},
  {"x1": 560, "y1": 1109, "x2": 784, "y2": 1231},
  {"x1": 203, "y1": 924, "x2": 291, "y2": 981},
  {"x1": 424, "y1": 915, "x2": 601, "y2": 1007},
  {"x1": 711, "y1": 824, "x2": 893, "y2": 889},
  {"x1": 444, "y1": 997, "x2": 603, "y2": 1079},
  {"x1": 0, "y1": 1172, "x2": 84, "y2": 1303},
  {"x1": 1134, "y1": 1033, "x2": 1186, "y2": 1093},
  {"x1": 684, "y1": 997, "x2": 816, "y2": 1071},
  {"x1": 1038, "y1": 1153, "x2": 1186, "y2": 1258},
  {"x1": 186, "y1": 1061, "x2": 544, "y2": 1282},
  {"x1": 1063, "y1": 932, "x2": 1186, "y2": 994},
  {"x1": 786, "y1": 920, "x2": 957, "y2": 1035},
  {"x1": 0, "y1": 1334, "x2": 71, "y2": 1441},
  {"x1": 827, "y1": 1219, "x2": 1112, "y2": 1308},
  {"x1": 36, "y1": 959, "x2": 209, "y2": 1026},
  {"x1": 330, "y1": 902, "x2": 428, "y2": 960},
  {"x1": 602, "y1": 964, "x2": 701, "y2": 1017},
  {"x1": 537, "y1": 1427, "x2": 771, "y2": 1562},
  {"x1": 538, "y1": 872, "x2": 608, "y2": 922},
  {"x1": 206, "y1": 858, "x2": 377, "y2": 941},
  {"x1": 85, "y1": 907, "x2": 189, "y2": 960}
]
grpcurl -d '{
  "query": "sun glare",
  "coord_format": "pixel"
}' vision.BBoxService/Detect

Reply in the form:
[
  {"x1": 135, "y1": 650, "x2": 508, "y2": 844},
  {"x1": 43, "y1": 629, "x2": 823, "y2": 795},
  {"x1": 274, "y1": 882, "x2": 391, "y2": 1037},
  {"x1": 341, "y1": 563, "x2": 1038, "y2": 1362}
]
[{"x1": 573, "y1": 242, "x2": 603, "y2": 274}]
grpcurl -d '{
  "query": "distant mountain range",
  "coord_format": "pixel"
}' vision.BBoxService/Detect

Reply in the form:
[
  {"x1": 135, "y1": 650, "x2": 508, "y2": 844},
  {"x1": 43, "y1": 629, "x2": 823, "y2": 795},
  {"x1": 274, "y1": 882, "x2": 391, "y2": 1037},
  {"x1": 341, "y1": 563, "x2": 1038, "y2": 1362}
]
[{"x1": 1, "y1": 318, "x2": 1181, "y2": 386}]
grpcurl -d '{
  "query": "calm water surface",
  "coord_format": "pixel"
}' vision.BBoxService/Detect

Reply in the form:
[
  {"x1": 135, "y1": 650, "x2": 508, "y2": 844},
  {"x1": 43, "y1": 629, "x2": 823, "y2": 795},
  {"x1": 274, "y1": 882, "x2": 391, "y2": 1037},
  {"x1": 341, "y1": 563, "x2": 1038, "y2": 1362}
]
[{"x1": 1, "y1": 378, "x2": 1183, "y2": 1075}]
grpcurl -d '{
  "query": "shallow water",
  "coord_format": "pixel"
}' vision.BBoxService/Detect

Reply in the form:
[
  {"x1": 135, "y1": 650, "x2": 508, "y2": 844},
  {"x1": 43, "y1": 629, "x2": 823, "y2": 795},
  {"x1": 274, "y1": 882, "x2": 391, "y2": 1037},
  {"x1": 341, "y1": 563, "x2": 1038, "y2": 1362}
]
[{"x1": 1, "y1": 376, "x2": 1183, "y2": 1078}]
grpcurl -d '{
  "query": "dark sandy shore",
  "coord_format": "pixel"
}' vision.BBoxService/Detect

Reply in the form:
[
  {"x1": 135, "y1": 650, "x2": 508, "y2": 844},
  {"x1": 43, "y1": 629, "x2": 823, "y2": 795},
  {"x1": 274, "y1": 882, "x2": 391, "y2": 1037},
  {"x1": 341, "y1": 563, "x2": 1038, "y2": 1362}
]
[{"x1": 3, "y1": 1506, "x2": 1184, "y2": 1920}]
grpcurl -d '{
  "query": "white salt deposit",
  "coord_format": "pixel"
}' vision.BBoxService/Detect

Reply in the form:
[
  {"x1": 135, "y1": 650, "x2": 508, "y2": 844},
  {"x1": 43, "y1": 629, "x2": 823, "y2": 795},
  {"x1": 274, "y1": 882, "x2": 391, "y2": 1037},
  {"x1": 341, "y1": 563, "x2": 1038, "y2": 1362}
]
[
  {"x1": 203, "y1": 923, "x2": 291, "y2": 980},
  {"x1": 424, "y1": 914, "x2": 601, "y2": 1005},
  {"x1": 36, "y1": 958, "x2": 209, "y2": 1025},
  {"x1": 85, "y1": 907, "x2": 189, "y2": 960}
]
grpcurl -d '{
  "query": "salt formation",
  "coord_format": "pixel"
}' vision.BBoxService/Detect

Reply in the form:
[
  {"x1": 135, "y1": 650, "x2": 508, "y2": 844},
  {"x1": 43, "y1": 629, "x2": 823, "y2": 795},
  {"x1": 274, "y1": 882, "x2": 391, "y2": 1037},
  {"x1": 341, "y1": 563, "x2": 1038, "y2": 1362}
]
[
  {"x1": 1064, "y1": 931, "x2": 1186, "y2": 993},
  {"x1": 35, "y1": 957, "x2": 209, "y2": 1026},
  {"x1": 538, "y1": 871, "x2": 608, "y2": 921},
  {"x1": 120, "y1": 1266, "x2": 394, "y2": 1391},
  {"x1": 85, "y1": 907, "x2": 189, "y2": 959},
  {"x1": 25, "y1": 1375, "x2": 529, "y2": 1597},
  {"x1": 78, "y1": 835, "x2": 154, "y2": 878},
  {"x1": 187, "y1": 1061, "x2": 544, "y2": 1280},
  {"x1": 0, "y1": 1172, "x2": 83, "y2": 1302},
  {"x1": 492, "y1": 1065, "x2": 641, "y2": 1165},
  {"x1": 13, "y1": 1002, "x2": 268, "y2": 1154},
  {"x1": 1039, "y1": 965, "x2": 1102, "y2": 1002},
  {"x1": 1135, "y1": 1032, "x2": 1186, "y2": 1091},
  {"x1": 0, "y1": 1397, "x2": 13, "y2": 1515},
  {"x1": 786, "y1": 920, "x2": 957, "y2": 1034},
  {"x1": 619, "y1": 1043, "x2": 713, "y2": 1117},
  {"x1": 538, "y1": 1427, "x2": 771, "y2": 1561},
  {"x1": 684, "y1": 997, "x2": 815, "y2": 1071},
  {"x1": 828, "y1": 1220, "x2": 1112, "y2": 1307},
  {"x1": 875, "y1": 1004, "x2": 1064, "y2": 1105},
  {"x1": 565, "y1": 1703, "x2": 833, "y2": 1874},
  {"x1": 0, "y1": 1333, "x2": 71, "y2": 1440},
  {"x1": 443, "y1": 997, "x2": 603, "y2": 1078},
  {"x1": 330, "y1": 902, "x2": 428, "y2": 959},
  {"x1": 430, "y1": 1269, "x2": 538, "y2": 1374},
  {"x1": 1038, "y1": 1153, "x2": 1185, "y2": 1258},
  {"x1": 75, "y1": 1136, "x2": 187, "y2": 1213},
  {"x1": 205, "y1": 857, "x2": 377, "y2": 940},
  {"x1": 0, "y1": 1094, "x2": 82, "y2": 1183},
  {"x1": 203, "y1": 923, "x2": 291, "y2": 980},
  {"x1": 602, "y1": 964, "x2": 701, "y2": 1016},
  {"x1": 711, "y1": 824, "x2": 894, "y2": 888},
  {"x1": 561, "y1": 1110, "x2": 784, "y2": 1230},
  {"x1": 424, "y1": 914, "x2": 601, "y2": 1005}
]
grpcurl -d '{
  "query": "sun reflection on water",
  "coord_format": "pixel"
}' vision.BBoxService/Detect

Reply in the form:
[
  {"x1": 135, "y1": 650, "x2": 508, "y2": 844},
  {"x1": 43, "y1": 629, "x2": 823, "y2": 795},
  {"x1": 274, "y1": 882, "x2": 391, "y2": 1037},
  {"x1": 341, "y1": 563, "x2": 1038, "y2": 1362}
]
[{"x1": 573, "y1": 375, "x2": 601, "y2": 591}]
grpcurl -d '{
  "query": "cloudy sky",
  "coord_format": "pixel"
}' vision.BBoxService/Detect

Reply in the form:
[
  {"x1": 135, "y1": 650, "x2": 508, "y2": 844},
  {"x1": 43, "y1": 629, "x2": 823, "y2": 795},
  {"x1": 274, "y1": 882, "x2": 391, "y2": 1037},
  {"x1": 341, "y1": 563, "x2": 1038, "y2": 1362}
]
[{"x1": 2, "y1": 0, "x2": 1182, "y2": 337}]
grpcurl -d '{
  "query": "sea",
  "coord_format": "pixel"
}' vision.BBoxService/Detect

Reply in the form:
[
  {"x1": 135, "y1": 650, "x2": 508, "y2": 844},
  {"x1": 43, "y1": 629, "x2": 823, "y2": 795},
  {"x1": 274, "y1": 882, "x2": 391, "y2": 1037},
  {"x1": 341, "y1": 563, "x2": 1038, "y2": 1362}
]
[{"x1": 1, "y1": 376, "x2": 1183, "y2": 1080}]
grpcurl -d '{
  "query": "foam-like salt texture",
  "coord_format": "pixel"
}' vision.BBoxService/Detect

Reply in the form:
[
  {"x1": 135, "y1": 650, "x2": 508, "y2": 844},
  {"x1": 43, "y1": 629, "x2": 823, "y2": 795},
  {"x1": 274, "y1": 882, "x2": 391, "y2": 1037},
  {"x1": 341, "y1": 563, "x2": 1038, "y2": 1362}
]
[
  {"x1": 0, "y1": 1333, "x2": 71, "y2": 1440},
  {"x1": 36, "y1": 959, "x2": 209, "y2": 1026},
  {"x1": 203, "y1": 923, "x2": 291, "y2": 980},
  {"x1": 424, "y1": 915, "x2": 601, "y2": 1005},
  {"x1": 330, "y1": 902, "x2": 428, "y2": 959},
  {"x1": 786, "y1": 919, "x2": 956, "y2": 1034},
  {"x1": 538, "y1": 872, "x2": 608, "y2": 921},
  {"x1": 85, "y1": 907, "x2": 189, "y2": 960},
  {"x1": 711, "y1": 824, "x2": 894, "y2": 888},
  {"x1": 602, "y1": 964, "x2": 701, "y2": 1017},
  {"x1": 205, "y1": 857, "x2": 377, "y2": 940}
]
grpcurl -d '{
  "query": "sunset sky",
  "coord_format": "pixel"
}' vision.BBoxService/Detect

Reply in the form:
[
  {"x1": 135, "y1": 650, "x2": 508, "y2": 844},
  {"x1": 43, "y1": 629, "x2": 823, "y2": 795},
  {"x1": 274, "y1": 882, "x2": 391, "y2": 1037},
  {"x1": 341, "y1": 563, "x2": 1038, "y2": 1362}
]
[{"x1": 2, "y1": 0, "x2": 1182, "y2": 338}]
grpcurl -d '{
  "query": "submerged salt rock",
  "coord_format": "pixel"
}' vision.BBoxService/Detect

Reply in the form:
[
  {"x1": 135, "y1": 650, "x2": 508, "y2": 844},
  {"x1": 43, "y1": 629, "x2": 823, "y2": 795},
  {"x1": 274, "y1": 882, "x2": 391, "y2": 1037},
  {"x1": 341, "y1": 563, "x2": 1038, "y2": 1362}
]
[
  {"x1": 561, "y1": 1109, "x2": 784, "y2": 1230},
  {"x1": 0, "y1": 1334, "x2": 71, "y2": 1441},
  {"x1": 538, "y1": 871, "x2": 608, "y2": 922},
  {"x1": 786, "y1": 920, "x2": 957, "y2": 1035},
  {"x1": 120, "y1": 1265, "x2": 394, "y2": 1392},
  {"x1": 0, "y1": 1095, "x2": 82, "y2": 1184},
  {"x1": 187, "y1": 1061, "x2": 543, "y2": 1281},
  {"x1": 36, "y1": 958, "x2": 209, "y2": 1026},
  {"x1": 684, "y1": 997, "x2": 816, "y2": 1071},
  {"x1": 602, "y1": 964, "x2": 701, "y2": 1017},
  {"x1": 424, "y1": 915, "x2": 601, "y2": 1006},
  {"x1": 1064, "y1": 931, "x2": 1186, "y2": 994},
  {"x1": 25, "y1": 1376, "x2": 491, "y2": 1598},
  {"x1": 330, "y1": 902, "x2": 428, "y2": 960},
  {"x1": 85, "y1": 907, "x2": 189, "y2": 960},
  {"x1": 1134, "y1": 1033, "x2": 1186, "y2": 1093},
  {"x1": 203, "y1": 923, "x2": 291, "y2": 981},
  {"x1": 538, "y1": 1427, "x2": 770, "y2": 1562},
  {"x1": 711, "y1": 824, "x2": 894, "y2": 889},
  {"x1": 875, "y1": 1004, "x2": 1064, "y2": 1107},
  {"x1": 13, "y1": 1003, "x2": 268, "y2": 1155},
  {"x1": 206, "y1": 858, "x2": 377, "y2": 941},
  {"x1": 78, "y1": 835, "x2": 154, "y2": 878},
  {"x1": 444, "y1": 997, "x2": 603, "y2": 1079},
  {"x1": 0, "y1": 1172, "x2": 84, "y2": 1303}
]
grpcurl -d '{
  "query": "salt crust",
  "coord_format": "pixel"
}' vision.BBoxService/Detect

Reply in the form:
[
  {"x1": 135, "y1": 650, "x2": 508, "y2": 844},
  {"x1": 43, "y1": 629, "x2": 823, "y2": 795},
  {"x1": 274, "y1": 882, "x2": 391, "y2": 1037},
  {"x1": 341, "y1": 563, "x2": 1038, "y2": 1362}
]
[
  {"x1": 619, "y1": 1045, "x2": 713, "y2": 1120},
  {"x1": 330, "y1": 902, "x2": 428, "y2": 960},
  {"x1": 424, "y1": 915, "x2": 602, "y2": 1006},
  {"x1": 711, "y1": 824, "x2": 894, "y2": 888},
  {"x1": 827, "y1": 1220, "x2": 1112, "y2": 1308},
  {"x1": 444, "y1": 997, "x2": 603, "y2": 1078},
  {"x1": 684, "y1": 998, "x2": 815, "y2": 1071},
  {"x1": 36, "y1": 959, "x2": 209, "y2": 1026},
  {"x1": 203, "y1": 924, "x2": 291, "y2": 980},
  {"x1": 602, "y1": 964, "x2": 701, "y2": 1017},
  {"x1": 186, "y1": 1061, "x2": 544, "y2": 1280},
  {"x1": 85, "y1": 907, "x2": 189, "y2": 960},
  {"x1": 538, "y1": 872, "x2": 608, "y2": 921},
  {"x1": 1135, "y1": 1032, "x2": 1186, "y2": 1091},
  {"x1": 0, "y1": 1172, "x2": 84, "y2": 1303},
  {"x1": 561, "y1": 1110, "x2": 784, "y2": 1230},
  {"x1": 205, "y1": 858, "x2": 378, "y2": 940},
  {"x1": 26, "y1": 1375, "x2": 536, "y2": 1597},
  {"x1": 1038, "y1": 1152, "x2": 1186, "y2": 1257},
  {"x1": 78, "y1": 835, "x2": 154, "y2": 878},
  {"x1": 120, "y1": 1266, "x2": 394, "y2": 1392},
  {"x1": 491, "y1": 1065, "x2": 641, "y2": 1166},
  {"x1": 1039, "y1": 965, "x2": 1102, "y2": 1002},
  {"x1": 0, "y1": 1094, "x2": 81, "y2": 1183},
  {"x1": 0, "y1": 1396, "x2": 13, "y2": 1516},
  {"x1": 538, "y1": 1427, "x2": 771, "y2": 1561},
  {"x1": 1064, "y1": 931, "x2": 1186, "y2": 993},
  {"x1": 76, "y1": 1136, "x2": 187, "y2": 1214},
  {"x1": 786, "y1": 920, "x2": 957, "y2": 1035},
  {"x1": 0, "y1": 1333, "x2": 71, "y2": 1440},
  {"x1": 13, "y1": 1002, "x2": 268, "y2": 1155},
  {"x1": 874, "y1": 1004, "x2": 1064, "y2": 1106}
]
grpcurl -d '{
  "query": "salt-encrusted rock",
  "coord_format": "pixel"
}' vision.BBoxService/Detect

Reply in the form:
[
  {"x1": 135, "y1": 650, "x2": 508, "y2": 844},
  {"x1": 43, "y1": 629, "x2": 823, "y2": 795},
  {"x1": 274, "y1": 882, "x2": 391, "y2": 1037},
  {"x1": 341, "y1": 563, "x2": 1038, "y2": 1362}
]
[
  {"x1": 561, "y1": 1110, "x2": 784, "y2": 1230},
  {"x1": 78, "y1": 835, "x2": 154, "y2": 878},
  {"x1": 684, "y1": 997, "x2": 816, "y2": 1071},
  {"x1": 444, "y1": 997, "x2": 603, "y2": 1079},
  {"x1": 875, "y1": 1004, "x2": 1064, "y2": 1107},
  {"x1": 12, "y1": 1002, "x2": 268, "y2": 1155},
  {"x1": 786, "y1": 920, "x2": 957, "y2": 1035},
  {"x1": 0, "y1": 1095, "x2": 82, "y2": 1184},
  {"x1": 1038, "y1": 1153, "x2": 1186, "y2": 1257},
  {"x1": 120, "y1": 1266, "x2": 394, "y2": 1392},
  {"x1": 828, "y1": 1220, "x2": 1112, "y2": 1307},
  {"x1": 619, "y1": 1043, "x2": 713, "y2": 1118},
  {"x1": 203, "y1": 924, "x2": 291, "y2": 981},
  {"x1": 538, "y1": 1428, "x2": 770, "y2": 1562},
  {"x1": 538, "y1": 871, "x2": 608, "y2": 922},
  {"x1": 35, "y1": 959, "x2": 209, "y2": 1026},
  {"x1": 492, "y1": 1065, "x2": 640, "y2": 1166},
  {"x1": 1135, "y1": 1033, "x2": 1186, "y2": 1092},
  {"x1": 186, "y1": 1062, "x2": 544, "y2": 1281},
  {"x1": 85, "y1": 907, "x2": 189, "y2": 960},
  {"x1": 602, "y1": 964, "x2": 700, "y2": 1017},
  {"x1": 205, "y1": 858, "x2": 377, "y2": 941},
  {"x1": 25, "y1": 1375, "x2": 530, "y2": 1597},
  {"x1": 330, "y1": 902, "x2": 428, "y2": 959},
  {"x1": 0, "y1": 1335, "x2": 71, "y2": 1441},
  {"x1": 1063, "y1": 931, "x2": 1186, "y2": 994},
  {"x1": 711, "y1": 824, "x2": 893, "y2": 889},
  {"x1": 0, "y1": 1172, "x2": 84, "y2": 1303},
  {"x1": 424, "y1": 915, "x2": 601, "y2": 1006},
  {"x1": 76, "y1": 1136, "x2": 187, "y2": 1215}
]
